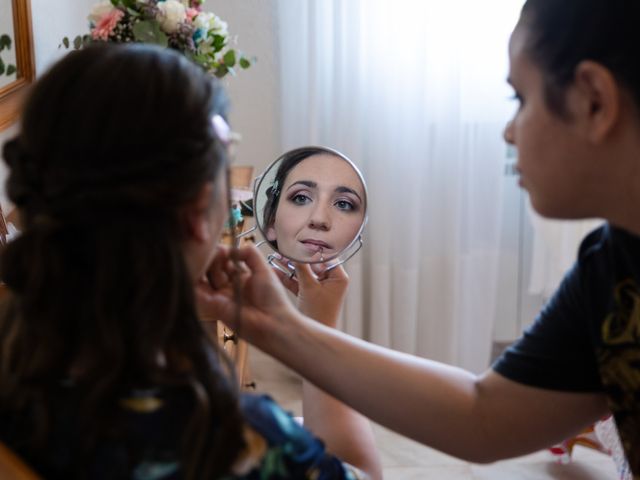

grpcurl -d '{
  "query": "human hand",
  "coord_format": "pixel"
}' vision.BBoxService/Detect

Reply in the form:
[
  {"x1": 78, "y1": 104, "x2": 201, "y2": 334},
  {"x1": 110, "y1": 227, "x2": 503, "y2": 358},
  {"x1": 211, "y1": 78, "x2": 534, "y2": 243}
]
[
  {"x1": 274, "y1": 262, "x2": 349, "y2": 328},
  {"x1": 196, "y1": 244, "x2": 300, "y2": 344}
]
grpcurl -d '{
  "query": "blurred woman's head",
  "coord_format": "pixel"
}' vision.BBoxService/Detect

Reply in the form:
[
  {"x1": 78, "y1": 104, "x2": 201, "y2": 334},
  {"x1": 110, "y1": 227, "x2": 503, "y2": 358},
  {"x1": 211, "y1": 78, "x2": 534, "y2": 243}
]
[{"x1": 0, "y1": 44, "x2": 244, "y2": 478}]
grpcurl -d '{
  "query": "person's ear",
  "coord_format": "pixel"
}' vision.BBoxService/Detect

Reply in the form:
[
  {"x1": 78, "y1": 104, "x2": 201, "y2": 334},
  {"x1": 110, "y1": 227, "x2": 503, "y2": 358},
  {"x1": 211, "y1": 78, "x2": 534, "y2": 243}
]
[
  {"x1": 266, "y1": 226, "x2": 277, "y2": 241},
  {"x1": 182, "y1": 182, "x2": 215, "y2": 243},
  {"x1": 570, "y1": 60, "x2": 620, "y2": 143}
]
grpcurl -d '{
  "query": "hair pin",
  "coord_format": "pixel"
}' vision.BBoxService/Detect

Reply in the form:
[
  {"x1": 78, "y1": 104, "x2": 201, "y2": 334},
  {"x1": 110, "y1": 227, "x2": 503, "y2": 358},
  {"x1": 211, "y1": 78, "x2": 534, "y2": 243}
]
[{"x1": 212, "y1": 114, "x2": 232, "y2": 146}]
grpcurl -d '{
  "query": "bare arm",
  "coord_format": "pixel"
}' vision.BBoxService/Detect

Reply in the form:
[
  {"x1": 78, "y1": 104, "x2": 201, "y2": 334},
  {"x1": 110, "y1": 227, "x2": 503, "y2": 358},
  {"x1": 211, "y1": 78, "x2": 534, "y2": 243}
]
[
  {"x1": 202, "y1": 245, "x2": 609, "y2": 464},
  {"x1": 268, "y1": 318, "x2": 609, "y2": 463},
  {"x1": 200, "y1": 249, "x2": 382, "y2": 478},
  {"x1": 276, "y1": 263, "x2": 382, "y2": 479}
]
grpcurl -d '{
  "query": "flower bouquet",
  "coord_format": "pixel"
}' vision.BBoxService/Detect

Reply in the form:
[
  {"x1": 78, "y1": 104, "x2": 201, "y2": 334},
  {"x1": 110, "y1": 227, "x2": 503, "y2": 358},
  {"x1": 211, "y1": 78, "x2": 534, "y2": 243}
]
[{"x1": 63, "y1": 0, "x2": 252, "y2": 78}]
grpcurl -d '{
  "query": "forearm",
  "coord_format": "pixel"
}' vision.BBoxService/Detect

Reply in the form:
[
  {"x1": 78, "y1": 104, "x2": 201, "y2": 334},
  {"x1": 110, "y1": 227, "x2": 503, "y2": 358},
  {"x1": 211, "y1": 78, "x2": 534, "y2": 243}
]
[
  {"x1": 263, "y1": 315, "x2": 484, "y2": 458},
  {"x1": 303, "y1": 381, "x2": 382, "y2": 479},
  {"x1": 261, "y1": 315, "x2": 608, "y2": 463}
]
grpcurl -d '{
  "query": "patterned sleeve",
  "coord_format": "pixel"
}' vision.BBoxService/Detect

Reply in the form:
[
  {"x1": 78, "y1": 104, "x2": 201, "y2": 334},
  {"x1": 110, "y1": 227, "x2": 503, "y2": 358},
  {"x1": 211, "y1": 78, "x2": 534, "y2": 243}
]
[{"x1": 227, "y1": 394, "x2": 369, "y2": 479}]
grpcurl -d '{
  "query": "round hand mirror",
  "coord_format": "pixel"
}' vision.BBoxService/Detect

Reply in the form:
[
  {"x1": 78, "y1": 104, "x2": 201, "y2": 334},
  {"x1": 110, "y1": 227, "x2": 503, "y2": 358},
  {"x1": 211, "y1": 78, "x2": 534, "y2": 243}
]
[{"x1": 248, "y1": 146, "x2": 367, "y2": 275}]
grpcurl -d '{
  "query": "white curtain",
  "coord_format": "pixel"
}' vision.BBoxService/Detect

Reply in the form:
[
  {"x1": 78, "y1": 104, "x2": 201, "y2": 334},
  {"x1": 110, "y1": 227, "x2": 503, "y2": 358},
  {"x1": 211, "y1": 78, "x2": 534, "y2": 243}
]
[
  {"x1": 527, "y1": 206, "x2": 603, "y2": 300},
  {"x1": 277, "y1": 0, "x2": 524, "y2": 372}
]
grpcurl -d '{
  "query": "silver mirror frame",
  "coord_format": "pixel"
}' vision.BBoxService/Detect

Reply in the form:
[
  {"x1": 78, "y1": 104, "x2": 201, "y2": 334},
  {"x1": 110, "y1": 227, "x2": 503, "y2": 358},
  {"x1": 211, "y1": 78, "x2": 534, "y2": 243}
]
[{"x1": 240, "y1": 145, "x2": 368, "y2": 275}]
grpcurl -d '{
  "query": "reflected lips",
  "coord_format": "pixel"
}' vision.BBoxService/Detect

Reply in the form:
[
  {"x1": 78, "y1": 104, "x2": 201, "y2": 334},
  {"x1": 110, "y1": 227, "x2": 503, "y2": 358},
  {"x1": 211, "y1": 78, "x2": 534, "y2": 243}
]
[{"x1": 300, "y1": 239, "x2": 332, "y2": 252}]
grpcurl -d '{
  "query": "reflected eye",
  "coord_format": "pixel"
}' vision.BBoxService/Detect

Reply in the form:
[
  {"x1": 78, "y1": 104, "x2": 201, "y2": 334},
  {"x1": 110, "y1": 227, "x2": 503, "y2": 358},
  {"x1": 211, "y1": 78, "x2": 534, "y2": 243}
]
[
  {"x1": 335, "y1": 199, "x2": 356, "y2": 211},
  {"x1": 289, "y1": 193, "x2": 311, "y2": 205}
]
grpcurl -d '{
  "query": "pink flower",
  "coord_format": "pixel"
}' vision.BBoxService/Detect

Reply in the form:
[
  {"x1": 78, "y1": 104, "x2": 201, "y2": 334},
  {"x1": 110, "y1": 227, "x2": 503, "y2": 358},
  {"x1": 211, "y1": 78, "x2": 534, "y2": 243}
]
[
  {"x1": 186, "y1": 8, "x2": 199, "y2": 22},
  {"x1": 91, "y1": 9, "x2": 124, "y2": 41}
]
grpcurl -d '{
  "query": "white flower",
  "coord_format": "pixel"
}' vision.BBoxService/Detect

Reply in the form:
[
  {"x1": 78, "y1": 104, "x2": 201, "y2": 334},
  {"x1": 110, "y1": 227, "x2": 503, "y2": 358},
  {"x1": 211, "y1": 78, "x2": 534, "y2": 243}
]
[
  {"x1": 193, "y1": 12, "x2": 228, "y2": 37},
  {"x1": 156, "y1": 0, "x2": 187, "y2": 34},
  {"x1": 211, "y1": 15, "x2": 228, "y2": 36},
  {"x1": 88, "y1": 1, "x2": 117, "y2": 25},
  {"x1": 193, "y1": 11, "x2": 214, "y2": 30}
]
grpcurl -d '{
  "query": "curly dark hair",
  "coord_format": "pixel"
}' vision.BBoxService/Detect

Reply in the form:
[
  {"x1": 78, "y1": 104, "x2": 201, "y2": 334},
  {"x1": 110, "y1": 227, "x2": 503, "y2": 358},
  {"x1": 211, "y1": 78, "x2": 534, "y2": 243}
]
[{"x1": 0, "y1": 44, "x2": 245, "y2": 478}]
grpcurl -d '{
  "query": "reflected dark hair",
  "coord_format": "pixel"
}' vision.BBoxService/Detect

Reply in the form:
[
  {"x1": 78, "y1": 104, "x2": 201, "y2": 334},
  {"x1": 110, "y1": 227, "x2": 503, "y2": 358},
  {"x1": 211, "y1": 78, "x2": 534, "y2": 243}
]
[
  {"x1": 521, "y1": 0, "x2": 640, "y2": 116},
  {"x1": 262, "y1": 147, "x2": 326, "y2": 248},
  {"x1": 0, "y1": 44, "x2": 245, "y2": 478}
]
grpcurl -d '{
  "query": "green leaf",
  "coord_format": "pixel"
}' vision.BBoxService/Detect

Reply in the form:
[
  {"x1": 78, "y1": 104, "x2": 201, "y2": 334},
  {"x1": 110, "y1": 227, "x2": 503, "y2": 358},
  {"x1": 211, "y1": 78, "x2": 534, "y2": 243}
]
[
  {"x1": 0, "y1": 59, "x2": 5, "y2": 76},
  {"x1": 73, "y1": 35, "x2": 83, "y2": 50},
  {"x1": 132, "y1": 20, "x2": 169, "y2": 48},
  {"x1": 214, "y1": 64, "x2": 228, "y2": 78},
  {"x1": 0, "y1": 34, "x2": 11, "y2": 50},
  {"x1": 83, "y1": 35, "x2": 92, "y2": 47},
  {"x1": 127, "y1": 7, "x2": 140, "y2": 17},
  {"x1": 6, "y1": 64, "x2": 16, "y2": 76},
  {"x1": 63, "y1": 37, "x2": 70, "y2": 49},
  {"x1": 122, "y1": 0, "x2": 136, "y2": 9},
  {"x1": 212, "y1": 34, "x2": 226, "y2": 51},
  {"x1": 239, "y1": 57, "x2": 251, "y2": 69},
  {"x1": 223, "y1": 50, "x2": 236, "y2": 67}
]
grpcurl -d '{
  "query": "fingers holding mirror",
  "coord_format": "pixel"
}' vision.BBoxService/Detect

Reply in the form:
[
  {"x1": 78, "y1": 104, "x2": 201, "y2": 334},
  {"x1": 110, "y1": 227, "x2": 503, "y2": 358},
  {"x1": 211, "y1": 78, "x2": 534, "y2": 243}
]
[{"x1": 254, "y1": 146, "x2": 367, "y2": 270}]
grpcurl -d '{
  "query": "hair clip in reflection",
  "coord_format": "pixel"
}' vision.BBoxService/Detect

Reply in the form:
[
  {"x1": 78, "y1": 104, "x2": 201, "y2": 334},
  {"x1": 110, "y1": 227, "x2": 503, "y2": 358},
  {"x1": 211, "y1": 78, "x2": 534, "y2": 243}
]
[
  {"x1": 212, "y1": 114, "x2": 232, "y2": 146},
  {"x1": 269, "y1": 180, "x2": 281, "y2": 198}
]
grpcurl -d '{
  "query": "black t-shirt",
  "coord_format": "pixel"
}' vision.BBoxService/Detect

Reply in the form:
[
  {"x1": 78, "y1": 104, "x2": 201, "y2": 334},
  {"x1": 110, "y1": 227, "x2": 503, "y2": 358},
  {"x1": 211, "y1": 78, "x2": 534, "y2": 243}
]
[{"x1": 493, "y1": 223, "x2": 640, "y2": 477}]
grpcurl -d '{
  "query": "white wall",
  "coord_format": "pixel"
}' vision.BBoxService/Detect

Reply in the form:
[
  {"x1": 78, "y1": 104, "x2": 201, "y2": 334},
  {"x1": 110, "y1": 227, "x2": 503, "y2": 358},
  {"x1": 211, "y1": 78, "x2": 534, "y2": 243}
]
[
  {"x1": 204, "y1": 0, "x2": 282, "y2": 177},
  {"x1": 0, "y1": 0, "x2": 94, "y2": 210},
  {"x1": 0, "y1": 1, "x2": 282, "y2": 210},
  {"x1": 1, "y1": 0, "x2": 18, "y2": 86}
]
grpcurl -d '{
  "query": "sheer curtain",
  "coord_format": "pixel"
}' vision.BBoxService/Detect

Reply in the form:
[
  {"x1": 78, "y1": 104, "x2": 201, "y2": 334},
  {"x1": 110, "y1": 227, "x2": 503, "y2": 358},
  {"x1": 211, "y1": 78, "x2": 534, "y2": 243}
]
[{"x1": 277, "y1": 0, "x2": 524, "y2": 372}]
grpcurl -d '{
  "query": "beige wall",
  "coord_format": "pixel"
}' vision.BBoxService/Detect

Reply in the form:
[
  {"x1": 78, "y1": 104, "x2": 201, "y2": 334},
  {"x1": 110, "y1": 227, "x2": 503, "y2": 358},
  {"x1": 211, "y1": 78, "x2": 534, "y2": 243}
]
[
  {"x1": 0, "y1": 0, "x2": 94, "y2": 210},
  {"x1": 205, "y1": 0, "x2": 282, "y2": 178},
  {"x1": 0, "y1": 0, "x2": 282, "y2": 210}
]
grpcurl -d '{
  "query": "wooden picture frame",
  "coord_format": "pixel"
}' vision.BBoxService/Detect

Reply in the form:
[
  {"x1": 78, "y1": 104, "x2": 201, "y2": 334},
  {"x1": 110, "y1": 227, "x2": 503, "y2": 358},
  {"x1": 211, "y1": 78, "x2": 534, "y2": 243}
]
[{"x1": 0, "y1": 0, "x2": 35, "y2": 132}]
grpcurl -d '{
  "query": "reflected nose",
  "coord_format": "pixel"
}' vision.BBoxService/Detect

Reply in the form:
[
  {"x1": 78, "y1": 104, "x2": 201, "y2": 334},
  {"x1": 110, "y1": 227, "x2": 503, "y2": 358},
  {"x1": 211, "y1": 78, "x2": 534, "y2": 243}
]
[
  {"x1": 309, "y1": 204, "x2": 331, "y2": 231},
  {"x1": 503, "y1": 120, "x2": 515, "y2": 145}
]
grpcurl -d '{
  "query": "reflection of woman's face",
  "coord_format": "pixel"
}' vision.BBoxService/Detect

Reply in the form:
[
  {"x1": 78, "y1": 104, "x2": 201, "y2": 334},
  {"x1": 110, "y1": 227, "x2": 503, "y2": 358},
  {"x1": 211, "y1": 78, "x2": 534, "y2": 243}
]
[{"x1": 267, "y1": 154, "x2": 365, "y2": 261}]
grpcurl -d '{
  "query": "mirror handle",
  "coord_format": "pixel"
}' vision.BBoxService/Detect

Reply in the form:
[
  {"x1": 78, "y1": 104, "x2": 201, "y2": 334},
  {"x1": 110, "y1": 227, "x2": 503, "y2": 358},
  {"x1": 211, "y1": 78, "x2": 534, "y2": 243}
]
[{"x1": 267, "y1": 254, "x2": 295, "y2": 278}]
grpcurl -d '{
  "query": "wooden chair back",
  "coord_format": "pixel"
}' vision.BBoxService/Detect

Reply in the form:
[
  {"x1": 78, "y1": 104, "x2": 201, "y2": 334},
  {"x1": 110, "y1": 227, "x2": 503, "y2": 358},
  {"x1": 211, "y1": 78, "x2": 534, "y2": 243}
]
[{"x1": 0, "y1": 443, "x2": 41, "y2": 480}]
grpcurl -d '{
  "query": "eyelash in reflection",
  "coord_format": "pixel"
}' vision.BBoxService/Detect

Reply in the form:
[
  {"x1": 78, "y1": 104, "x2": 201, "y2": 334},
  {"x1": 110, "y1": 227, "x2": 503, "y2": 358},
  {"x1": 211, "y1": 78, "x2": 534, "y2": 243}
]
[
  {"x1": 288, "y1": 192, "x2": 312, "y2": 205},
  {"x1": 334, "y1": 198, "x2": 359, "y2": 212}
]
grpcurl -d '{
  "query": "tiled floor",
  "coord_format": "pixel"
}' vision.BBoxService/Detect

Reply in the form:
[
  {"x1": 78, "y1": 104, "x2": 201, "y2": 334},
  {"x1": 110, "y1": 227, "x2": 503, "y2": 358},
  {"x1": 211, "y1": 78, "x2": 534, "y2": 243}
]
[{"x1": 247, "y1": 348, "x2": 619, "y2": 479}]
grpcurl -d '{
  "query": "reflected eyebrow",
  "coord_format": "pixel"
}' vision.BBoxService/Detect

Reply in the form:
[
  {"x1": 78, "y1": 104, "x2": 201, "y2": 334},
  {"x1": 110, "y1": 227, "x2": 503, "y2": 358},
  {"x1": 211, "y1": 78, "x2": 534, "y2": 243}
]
[
  {"x1": 287, "y1": 180, "x2": 363, "y2": 203},
  {"x1": 286, "y1": 180, "x2": 317, "y2": 191},
  {"x1": 335, "y1": 186, "x2": 362, "y2": 203}
]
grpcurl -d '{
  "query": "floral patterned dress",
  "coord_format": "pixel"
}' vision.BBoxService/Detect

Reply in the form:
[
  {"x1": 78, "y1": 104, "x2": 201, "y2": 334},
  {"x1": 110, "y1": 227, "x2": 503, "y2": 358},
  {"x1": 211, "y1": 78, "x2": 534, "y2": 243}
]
[{"x1": 0, "y1": 383, "x2": 367, "y2": 479}]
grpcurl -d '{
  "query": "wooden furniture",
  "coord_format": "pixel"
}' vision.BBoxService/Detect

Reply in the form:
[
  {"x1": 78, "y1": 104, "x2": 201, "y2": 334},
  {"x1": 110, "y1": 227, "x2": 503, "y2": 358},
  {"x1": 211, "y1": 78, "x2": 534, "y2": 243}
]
[
  {"x1": 0, "y1": 442, "x2": 40, "y2": 480},
  {"x1": 201, "y1": 165, "x2": 256, "y2": 390}
]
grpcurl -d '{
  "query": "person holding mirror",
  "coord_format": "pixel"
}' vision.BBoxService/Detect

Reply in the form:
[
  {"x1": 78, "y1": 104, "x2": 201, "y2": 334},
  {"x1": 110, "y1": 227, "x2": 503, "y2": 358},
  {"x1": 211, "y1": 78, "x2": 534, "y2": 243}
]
[
  {"x1": 261, "y1": 147, "x2": 366, "y2": 264},
  {"x1": 201, "y1": 0, "x2": 639, "y2": 476},
  {"x1": 0, "y1": 44, "x2": 382, "y2": 479}
]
